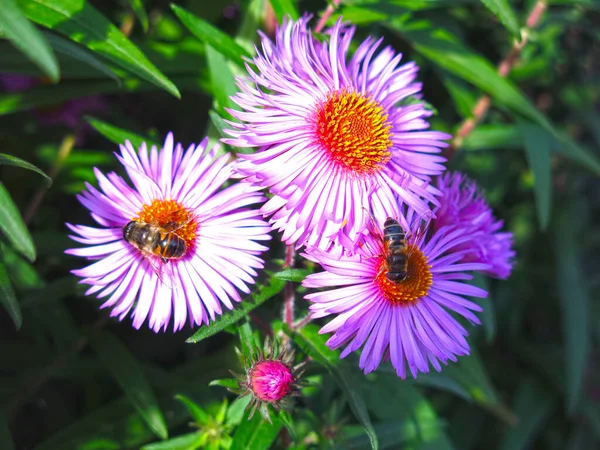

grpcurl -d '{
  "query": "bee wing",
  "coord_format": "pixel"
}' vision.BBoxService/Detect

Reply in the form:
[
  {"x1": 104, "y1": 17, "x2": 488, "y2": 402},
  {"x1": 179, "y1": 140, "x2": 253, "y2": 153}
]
[{"x1": 139, "y1": 249, "x2": 173, "y2": 290}]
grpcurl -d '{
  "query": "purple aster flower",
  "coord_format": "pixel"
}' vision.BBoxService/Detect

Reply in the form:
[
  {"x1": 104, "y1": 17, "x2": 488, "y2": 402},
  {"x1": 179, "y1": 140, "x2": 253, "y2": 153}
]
[
  {"x1": 224, "y1": 17, "x2": 449, "y2": 250},
  {"x1": 433, "y1": 172, "x2": 515, "y2": 279},
  {"x1": 66, "y1": 134, "x2": 272, "y2": 332},
  {"x1": 302, "y1": 211, "x2": 489, "y2": 378}
]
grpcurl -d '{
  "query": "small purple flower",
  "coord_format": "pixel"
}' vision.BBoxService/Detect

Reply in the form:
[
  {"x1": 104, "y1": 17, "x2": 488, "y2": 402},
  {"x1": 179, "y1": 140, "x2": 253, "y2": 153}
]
[
  {"x1": 224, "y1": 17, "x2": 449, "y2": 250},
  {"x1": 434, "y1": 172, "x2": 515, "y2": 279},
  {"x1": 302, "y1": 211, "x2": 489, "y2": 379},
  {"x1": 66, "y1": 134, "x2": 272, "y2": 332}
]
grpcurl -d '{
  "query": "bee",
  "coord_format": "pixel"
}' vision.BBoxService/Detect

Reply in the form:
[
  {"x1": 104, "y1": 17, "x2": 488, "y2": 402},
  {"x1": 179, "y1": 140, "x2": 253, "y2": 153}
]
[
  {"x1": 383, "y1": 217, "x2": 410, "y2": 282},
  {"x1": 122, "y1": 220, "x2": 187, "y2": 263}
]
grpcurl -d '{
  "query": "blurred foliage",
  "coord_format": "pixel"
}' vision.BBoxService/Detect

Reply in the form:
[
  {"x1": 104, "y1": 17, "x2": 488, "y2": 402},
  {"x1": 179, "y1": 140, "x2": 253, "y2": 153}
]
[{"x1": 1, "y1": 0, "x2": 599, "y2": 449}]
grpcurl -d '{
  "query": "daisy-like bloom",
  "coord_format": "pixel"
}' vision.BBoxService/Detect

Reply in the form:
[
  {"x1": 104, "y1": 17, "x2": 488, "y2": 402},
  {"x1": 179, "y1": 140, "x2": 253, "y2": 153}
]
[
  {"x1": 303, "y1": 211, "x2": 490, "y2": 379},
  {"x1": 434, "y1": 172, "x2": 515, "y2": 279},
  {"x1": 224, "y1": 17, "x2": 449, "y2": 250},
  {"x1": 66, "y1": 134, "x2": 271, "y2": 332},
  {"x1": 230, "y1": 337, "x2": 305, "y2": 422}
]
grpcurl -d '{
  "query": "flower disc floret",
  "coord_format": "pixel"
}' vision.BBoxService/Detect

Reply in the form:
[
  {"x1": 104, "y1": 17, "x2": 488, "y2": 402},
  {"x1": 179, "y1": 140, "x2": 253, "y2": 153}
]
[
  {"x1": 135, "y1": 199, "x2": 197, "y2": 251},
  {"x1": 225, "y1": 17, "x2": 449, "y2": 250},
  {"x1": 375, "y1": 245, "x2": 433, "y2": 304},
  {"x1": 315, "y1": 90, "x2": 392, "y2": 175}
]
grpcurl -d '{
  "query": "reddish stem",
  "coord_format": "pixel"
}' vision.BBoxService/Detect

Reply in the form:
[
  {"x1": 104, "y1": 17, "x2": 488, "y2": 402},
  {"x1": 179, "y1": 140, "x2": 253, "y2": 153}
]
[
  {"x1": 448, "y1": 1, "x2": 547, "y2": 158},
  {"x1": 314, "y1": 0, "x2": 342, "y2": 34},
  {"x1": 283, "y1": 245, "x2": 295, "y2": 327}
]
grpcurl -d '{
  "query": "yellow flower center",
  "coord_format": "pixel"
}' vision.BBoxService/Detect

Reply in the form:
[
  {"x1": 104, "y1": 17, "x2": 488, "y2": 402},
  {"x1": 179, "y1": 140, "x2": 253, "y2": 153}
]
[
  {"x1": 375, "y1": 244, "x2": 433, "y2": 305},
  {"x1": 314, "y1": 90, "x2": 392, "y2": 175},
  {"x1": 135, "y1": 199, "x2": 198, "y2": 249}
]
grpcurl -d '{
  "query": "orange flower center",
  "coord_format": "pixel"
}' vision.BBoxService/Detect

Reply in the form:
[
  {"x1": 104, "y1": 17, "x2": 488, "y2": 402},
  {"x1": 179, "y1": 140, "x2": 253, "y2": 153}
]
[
  {"x1": 135, "y1": 199, "x2": 198, "y2": 249},
  {"x1": 314, "y1": 90, "x2": 392, "y2": 175},
  {"x1": 375, "y1": 244, "x2": 433, "y2": 305}
]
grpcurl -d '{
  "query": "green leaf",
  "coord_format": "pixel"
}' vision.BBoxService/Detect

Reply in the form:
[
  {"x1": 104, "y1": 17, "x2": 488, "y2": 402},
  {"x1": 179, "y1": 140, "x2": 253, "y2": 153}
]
[
  {"x1": 0, "y1": 0, "x2": 59, "y2": 81},
  {"x1": 85, "y1": 116, "x2": 158, "y2": 148},
  {"x1": 186, "y1": 276, "x2": 286, "y2": 343},
  {"x1": 175, "y1": 395, "x2": 210, "y2": 425},
  {"x1": 230, "y1": 410, "x2": 282, "y2": 450},
  {"x1": 479, "y1": 0, "x2": 521, "y2": 37},
  {"x1": 208, "y1": 378, "x2": 239, "y2": 390},
  {"x1": 142, "y1": 432, "x2": 203, "y2": 450},
  {"x1": 0, "y1": 256, "x2": 21, "y2": 330},
  {"x1": 272, "y1": 268, "x2": 310, "y2": 283},
  {"x1": 237, "y1": 321, "x2": 255, "y2": 360},
  {"x1": 126, "y1": 0, "x2": 149, "y2": 32},
  {"x1": 89, "y1": 331, "x2": 168, "y2": 440},
  {"x1": 44, "y1": 32, "x2": 121, "y2": 84},
  {"x1": 0, "y1": 182, "x2": 36, "y2": 262},
  {"x1": 0, "y1": 153, "x2": 51, "y2": 187},
  {"x1": 205, "y1": 44, "x2": 237, "y2": 117},
  {"x1": 171, "y1": 5, "x2": 252, "y2": 67},
  {"x1": 292, "y1": 324, "x2": 379, "y2": 450},
  {"x1": 268, "y1": 0, "x2": 299, "y2": 22},
  {"x1": 500, "y1": 379, "x2": 556, "y2": 450},
  {"x1": 518, "y1": 121, "x2": 552, "y2": 230},
  {"x1": 0, "y1": 412, "x2": 15, "y2": 450},
  {"x1": 554, "y1": 203, "x2": 590, "y2": 414},
  {"x1": 462, "y1": 125, "x2": 522, "y2": 151},
  {"x1": 393, "y1": 23, "x2": 600, "y2": 175},
  {"x1": 18, "y1": 0, "x2": 180, "y2": 98}
]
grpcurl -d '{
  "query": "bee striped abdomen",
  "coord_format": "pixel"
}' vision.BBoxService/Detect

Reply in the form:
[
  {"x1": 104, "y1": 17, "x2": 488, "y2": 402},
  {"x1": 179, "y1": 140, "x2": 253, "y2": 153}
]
[
  {"x1": 155, "y1": 231, "x2": 186, "y2": 261},
  {"x1": 383, "y1": 217, "x2": 408, "y2": 282}
]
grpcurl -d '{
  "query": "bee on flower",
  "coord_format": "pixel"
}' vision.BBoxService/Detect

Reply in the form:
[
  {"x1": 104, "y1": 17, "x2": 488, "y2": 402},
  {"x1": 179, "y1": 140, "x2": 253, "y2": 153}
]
[
  {"x1": 302, "y1": 209, "x2": 490, "y2": 379},
  {"x1": 66, "y1": 134, "x2": 272, "y2": 332}
]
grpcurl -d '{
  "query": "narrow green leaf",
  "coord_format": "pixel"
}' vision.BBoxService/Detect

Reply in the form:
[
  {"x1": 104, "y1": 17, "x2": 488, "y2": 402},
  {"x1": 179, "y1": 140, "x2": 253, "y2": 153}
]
[
  {"x1": 518, "y1": 121, "x2": 552, "y2": 230},
  {"x1": 44, "y1": 32, "x2": 121, "y2": 84},
  {"x1": 0, "y1": 153, "x2": 51, "y2": 187},
  {"x1": 268, "y1": 0, "x2": 299, "y2": 22},
  {"x1": 554, "y1": 203, "x2": 590, "y2": 414},
  {"x1": 0, "y1": 412, "x2": 15, "y2": 450},
  {"x1": 226, "y1": 396, "x2": 252, "y2": 427},
  {"x1": 126, "y1": 0, "x2": 149, "y2": 32},
  {"x1": 171, "y1": 5, "x2": 252, "y2": 67},
  {"x1": 18, "y1": 0, "x2": 180, "y2": 98},
  {"x1": 272, "y1": 268, "x2": 310, "y2": 283},
  {"x1": 462, "y1": 125, "x2": 522, "y2": 151},
  {"x1": 393, "y1": 23, "x2": 600, "y2": 175},
  {"x1": 293, "y1": 324, "x2": 379, "y2": 450},
  {"x1": 500, "y1": 380, "x2": 555, "y2": 450},
  {"x1": 412, "y1": 372, "x2": 471, "y2": 401},
  {"x1": 480, "y1": 0, "x2": 521, "y2": 37},
  {"x1": 0, "y1": 0, "x2": 59, "y2": 81},
  {"x1": 85, "y1": 116, "x2": 157, "y2": 148},
  {"x1": 237, "y1": 321, "x2": 254, "y2": 360},
  {"x1": 141, "y1": 432, "x2": 203, "y2": 450},
  {"x1": 0, "y1": 182, "x2": 36, "y2": 261},
  {"x1": 278, "y1": 410, "x2": 297, "y2": 443},
  {"x1": 0, "y1": 256, "x2": 21, "y2": 330},
  {"x1": 89, "y1": 331, "x2": 168, "y2": 439},
  {"x1": 175, "y1": 395, "x2": 210, "y2": 425},
  {"x1": 208, "y1": 378, "x2": 239, "y2": 390},
  {"x1": 186, "y1": 276, "x2": 286, "y2": 343},
  {"x1": 205, "y1": 44, "x2": 237, "y2": 117},
  {"x1": 230, "y1": 410, "x2": 282, "y2": 450}
]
